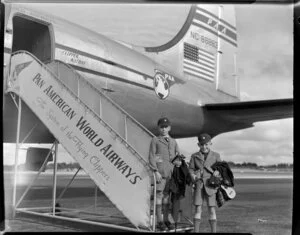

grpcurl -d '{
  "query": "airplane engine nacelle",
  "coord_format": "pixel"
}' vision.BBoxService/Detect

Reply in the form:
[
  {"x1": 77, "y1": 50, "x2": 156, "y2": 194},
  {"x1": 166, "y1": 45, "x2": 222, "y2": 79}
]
[{"x1": 25, "y1": 147, "x2": 53, "y2": 172}]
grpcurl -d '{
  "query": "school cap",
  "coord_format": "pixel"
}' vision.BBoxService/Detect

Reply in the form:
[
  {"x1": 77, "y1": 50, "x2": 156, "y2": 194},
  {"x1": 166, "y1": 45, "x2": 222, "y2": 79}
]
[
  {"x1": 157, "y1": 117, "x2": 171, "y2": 127},
  {"x1": 198, "y1": 133, "x2": 212, "y2": 145}
]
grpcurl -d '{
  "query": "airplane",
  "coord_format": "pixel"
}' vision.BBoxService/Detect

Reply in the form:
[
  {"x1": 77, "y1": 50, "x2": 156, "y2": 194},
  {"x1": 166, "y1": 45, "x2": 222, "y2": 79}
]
[
  {"x1": 1, "y1": 2, "x2": 293, "y2": 231},
  {"x1": 2, "y1": 3, "x2": 293, "y2": 144}
]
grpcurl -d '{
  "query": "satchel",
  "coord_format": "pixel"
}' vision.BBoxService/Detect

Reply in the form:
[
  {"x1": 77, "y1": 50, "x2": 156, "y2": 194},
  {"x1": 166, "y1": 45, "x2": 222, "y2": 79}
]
[{"x1": 207, "y1": 175, "x2": 222, "y2": 188}]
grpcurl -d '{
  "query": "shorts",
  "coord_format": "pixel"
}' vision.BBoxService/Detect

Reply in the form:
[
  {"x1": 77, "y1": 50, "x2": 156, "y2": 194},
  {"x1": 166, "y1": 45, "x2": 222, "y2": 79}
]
[
  {"x1": 156, "y1": 178, "x2": 171, "y2": 199},
  {"x1": 194, "y1": 184, "x2": 216, "y2": 207}
]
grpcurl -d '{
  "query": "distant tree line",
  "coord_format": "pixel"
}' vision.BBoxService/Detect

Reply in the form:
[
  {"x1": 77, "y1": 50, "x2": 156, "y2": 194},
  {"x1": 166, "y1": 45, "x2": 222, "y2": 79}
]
[
  {"x1": 46, "y1": 162, "x2": 81, "y2": 170},
  {"x1": 4, "y1": 161, "x2": 293, "y2": 171},
  {"x1": 3, "y1": 162, "x2": 81, "y2": 171},
  {"x1": 227, "y1": 161, "x2": 293, "y2": 169}
]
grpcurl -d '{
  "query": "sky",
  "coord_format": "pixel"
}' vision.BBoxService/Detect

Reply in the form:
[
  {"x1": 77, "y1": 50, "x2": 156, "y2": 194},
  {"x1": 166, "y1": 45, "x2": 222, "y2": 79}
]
[{"x1": 3, "y1": 3, "x2": 293, "y2": 166}]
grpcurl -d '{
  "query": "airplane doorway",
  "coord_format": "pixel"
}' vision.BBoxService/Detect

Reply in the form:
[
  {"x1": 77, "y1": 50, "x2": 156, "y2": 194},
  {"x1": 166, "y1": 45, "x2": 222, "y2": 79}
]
[{"x1": 12, "y1": 15, "x2": 52, "y2": 62}]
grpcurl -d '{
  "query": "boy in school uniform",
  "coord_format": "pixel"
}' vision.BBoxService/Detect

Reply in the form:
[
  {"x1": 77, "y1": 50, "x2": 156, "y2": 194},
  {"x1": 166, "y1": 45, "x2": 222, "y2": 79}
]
[
  {"x1": 189, "y1": 133, "x2": 221, "y2": 233},
  {"x1": 149, "y1": 117, "x2": 180, "y2": 231}
]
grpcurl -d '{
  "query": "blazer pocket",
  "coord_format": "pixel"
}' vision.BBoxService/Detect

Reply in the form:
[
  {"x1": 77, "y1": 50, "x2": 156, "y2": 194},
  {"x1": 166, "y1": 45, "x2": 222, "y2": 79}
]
[
  {"x1": 157, "y1": 161, "x2": 164, "y2": 173},
  {"x1": 155, "y1": 155, "x2": 164, "y2": 175}
]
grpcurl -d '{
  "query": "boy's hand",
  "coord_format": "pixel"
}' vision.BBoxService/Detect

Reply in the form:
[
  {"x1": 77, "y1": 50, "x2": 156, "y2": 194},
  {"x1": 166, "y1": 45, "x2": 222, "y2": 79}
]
[
  {"x1": 213, "y1": 170, "x2": 220, "y2": 177},
  {"x1": 155, "y1": 171, "x2": 162, "y2": 183},
  {"x1": 194, "y1": 170, "x2": 201, "y2": 181}
]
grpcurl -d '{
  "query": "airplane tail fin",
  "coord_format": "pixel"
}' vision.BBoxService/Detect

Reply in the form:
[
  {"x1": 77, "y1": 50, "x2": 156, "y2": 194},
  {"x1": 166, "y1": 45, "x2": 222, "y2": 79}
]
[{"x1": 145, "y1": 4, "x2": 239, "y2": 98}]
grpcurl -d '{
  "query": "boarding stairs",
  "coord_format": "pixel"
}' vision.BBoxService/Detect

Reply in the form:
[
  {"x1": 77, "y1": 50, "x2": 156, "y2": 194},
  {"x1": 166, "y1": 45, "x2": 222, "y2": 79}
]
[{"x1": 6, "y1": 51, "x2": 193, "y2": 232}]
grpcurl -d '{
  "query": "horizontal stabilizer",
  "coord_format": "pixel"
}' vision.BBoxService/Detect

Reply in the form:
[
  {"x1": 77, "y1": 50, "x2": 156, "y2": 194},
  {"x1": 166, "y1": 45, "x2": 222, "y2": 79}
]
[{"x1": 202, "y1": 98, "x2": 293, "y2": 137}]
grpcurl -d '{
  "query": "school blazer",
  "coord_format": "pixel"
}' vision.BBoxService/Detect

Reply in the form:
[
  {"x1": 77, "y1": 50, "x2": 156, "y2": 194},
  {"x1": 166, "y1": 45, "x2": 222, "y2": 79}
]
[
  {"x1": 149, "y1": 136, "x2": 180, "y2": 178},
  {"x1": 189, "y1": 150, "x2": 221, "y2": 196}
]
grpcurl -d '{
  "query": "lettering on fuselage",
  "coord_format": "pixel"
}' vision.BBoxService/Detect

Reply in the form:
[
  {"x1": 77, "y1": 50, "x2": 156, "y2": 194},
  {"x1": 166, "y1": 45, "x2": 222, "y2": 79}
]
[
  {"x1": 190, "y1": 31, "x2": 218, "y2": 50},
  {"x1": 61, "y1": 50, "x2": 86, "y2": 66},
  {"x1": 193, "y1": 8, "x2": 237, "y2": 46},
  {"x1": 206, "y1": 17, "x2": 231, "y2": 37}
]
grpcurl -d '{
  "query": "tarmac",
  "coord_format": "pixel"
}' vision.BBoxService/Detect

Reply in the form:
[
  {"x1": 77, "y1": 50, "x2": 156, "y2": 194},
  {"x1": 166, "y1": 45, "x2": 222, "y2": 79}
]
[
  {"x1": 3, "y1": 217, "x2": 82, "y2": 233},
  {"x1": 2, "y1": 171, "x2": 293, "y2": 234}
]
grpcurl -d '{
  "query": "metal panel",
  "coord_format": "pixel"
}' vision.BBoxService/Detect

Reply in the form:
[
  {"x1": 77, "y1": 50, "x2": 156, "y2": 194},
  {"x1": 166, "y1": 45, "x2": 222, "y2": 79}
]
[
  {"x1": 78, "y1": 78, "x2": 101, "y2": 116},
  {"x1": 126, "y1": 117, "x2": 152, "y2": 162},
  {"x1": 46, "y1": 61, "x2": 79, "y2": 96},
  {"x1": 100, "y1": 97, "x2": 126, "y2": 139}
]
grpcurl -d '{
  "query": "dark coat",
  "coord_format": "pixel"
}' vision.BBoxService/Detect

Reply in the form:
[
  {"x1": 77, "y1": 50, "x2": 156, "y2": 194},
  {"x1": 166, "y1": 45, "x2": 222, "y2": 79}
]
[
  {"x1": 211, "y1": 161, "x2": 235, "y2": 187},
  {"x1": 212, "y1": 161, "x2": 235, "y2": 208},
  {"x1": 169, "y1": 160, "x2": 192, "y2": 202},
  {"x1": 216, "y1": 188, "x2": 225, "y2": 207}
]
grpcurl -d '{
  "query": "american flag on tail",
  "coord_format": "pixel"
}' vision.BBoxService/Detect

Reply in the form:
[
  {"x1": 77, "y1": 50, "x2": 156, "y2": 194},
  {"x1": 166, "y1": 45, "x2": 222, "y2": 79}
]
[{"x1": 183, "y1": 42, "x2": 216, "y2": 82}]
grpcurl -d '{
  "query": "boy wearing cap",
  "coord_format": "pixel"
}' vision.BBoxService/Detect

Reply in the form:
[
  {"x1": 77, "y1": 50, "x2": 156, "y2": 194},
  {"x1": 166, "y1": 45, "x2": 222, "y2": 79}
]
[
  {"x1": 189, "y1": 133, "x2": 221, "y2": 233},
  {"x1": 149, "y1": 117, "x2": 180, "y2": 231}
]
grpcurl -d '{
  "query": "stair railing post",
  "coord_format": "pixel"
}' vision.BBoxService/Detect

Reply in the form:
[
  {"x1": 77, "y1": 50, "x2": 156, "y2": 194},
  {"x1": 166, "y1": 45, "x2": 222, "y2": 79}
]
[
  {"x1": 99, "y1": 95, "x2": 102, "y2": 119},
  {"x1": 124, "y1": 115, "x2": 128, "y2": 141},
  {"x1": 94, "y1": 184, "x2": 98, "y2": 211},
  {"x1": 152, "y1": 172, "x2": 157, "y2": 232},
  {"x1": 12, "y1": 95, "x2": 22, "y2": 218},
  {"x1": 52, "y1": 140, "x2": 59, "y2": 215}
]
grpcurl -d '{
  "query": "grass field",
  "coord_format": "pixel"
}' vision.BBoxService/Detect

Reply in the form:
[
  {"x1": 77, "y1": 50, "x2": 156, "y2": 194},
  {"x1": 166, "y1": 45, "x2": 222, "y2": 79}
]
[{"x1": 3, "y1": 172, "x2": 293, "y2": 234}]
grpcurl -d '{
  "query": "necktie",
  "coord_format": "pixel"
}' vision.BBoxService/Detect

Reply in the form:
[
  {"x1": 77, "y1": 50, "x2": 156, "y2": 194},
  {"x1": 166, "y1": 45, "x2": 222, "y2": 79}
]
[
  {"x1": 204, "y1": 153, "x2": 208, "y2": 161},
  {"x1": 164, "y1": 137, "x2": 169, "y2": 142}
]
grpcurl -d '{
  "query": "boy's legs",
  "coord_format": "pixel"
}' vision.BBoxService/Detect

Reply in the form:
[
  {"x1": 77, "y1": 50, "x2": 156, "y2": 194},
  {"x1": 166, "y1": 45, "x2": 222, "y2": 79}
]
[
  {"x1": 155, "y1": 179, "x2": 167, "y2": 230},
  {"x1": 156, "y1": 191, "x2": 164, "y2": 223},
  {"x1": 207, "y1": 193, "x2": 217, "y2": 233},
  {"x1": 208, "y1": 206, "x2": 217, "y2": 233},
  {"x1": 161, "y1": 179, "x2": 175, "y2": 230},
  {"x1": 171, "y1": 198, "x2": 181, "y2": 223},
  {"x1": 162, "y1": 194, "x2": 170, "y2": 223},
  {"x1": 193, "y1": 184, "x2": 203, "y2": 232},
  {"x1": 194, "y1": 205, "x2": 202, "y2": 232}
]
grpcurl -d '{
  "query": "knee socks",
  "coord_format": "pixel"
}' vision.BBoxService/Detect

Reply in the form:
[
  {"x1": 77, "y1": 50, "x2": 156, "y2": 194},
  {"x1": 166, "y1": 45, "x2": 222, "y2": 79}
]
[
  {"x1": 156, "y1": 204, "x2": 163, "y2": 222},
  {"x1": 209, "y1": 219, "x2": 217, "y2": 233},
  {"x1": 193, "y1": 218, "x2": 201, "y2": 233},
  {"x1": 163, "y1": 203, "x2": 169, "y2": 222},
  {"x1": 193, "y1": 205, "x2": 202, "y2": 233}
]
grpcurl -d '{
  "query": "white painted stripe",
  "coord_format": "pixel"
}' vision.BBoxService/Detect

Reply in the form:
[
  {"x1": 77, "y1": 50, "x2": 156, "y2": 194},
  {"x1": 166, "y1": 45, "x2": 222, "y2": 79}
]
[
  {"x1": 4, "y1": 33, "x2": 12, "y2": 48},
  {"x1": 184, "y1": 69, "x2": 214, "y2": 82},
  {"x1": 183, "y1": 64, "x2": 215, "y2": 78},
  {"x1": 196, "y1": 8, "x2": 219, "y2": 20},
  {"x1": 197, "y1": 57, "x2": 215, "y2": 68},
  {"x1": 192, "y1": 18, "x2": 237, "y2": 45},
  {"x1": 195, "y1": 8, "x2": 237, "y2": 33},
  {"x1": 183, "y1": 66, "x2": 214, "y2": 80},
  {"x1": 184, "y1": 60, "x2": 215, "y2": 75},
  {"x1": 183, "y1": 59, "x2": 215, "y2": 73},
  {"x1": 198, "y1": 53, "x2": 215, "y2": 64},
  {"x1": 197, "y1": 49, "x2": 215, "y2": 60},
  {"x1": 183, "y1": 63, "x2": 215, "y2": 77},
  {"x1": 193, "y1": 18, "x2": 217, "y2": 32},
  {"x1": 183, "y1": 59, "x2": 215, "y2": 75}
]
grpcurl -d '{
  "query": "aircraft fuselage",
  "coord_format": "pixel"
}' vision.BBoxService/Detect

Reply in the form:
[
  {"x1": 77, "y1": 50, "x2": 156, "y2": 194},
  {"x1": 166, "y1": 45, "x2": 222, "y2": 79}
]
[{"x1": 3, "y1": 4, "x2": 239, "y2": 143}]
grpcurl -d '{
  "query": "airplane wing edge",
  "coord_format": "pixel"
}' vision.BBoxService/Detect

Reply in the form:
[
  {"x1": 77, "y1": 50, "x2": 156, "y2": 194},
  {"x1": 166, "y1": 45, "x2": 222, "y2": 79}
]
[{"x1": 201, "y1": 98, "x2": 293, "y2": 138}]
